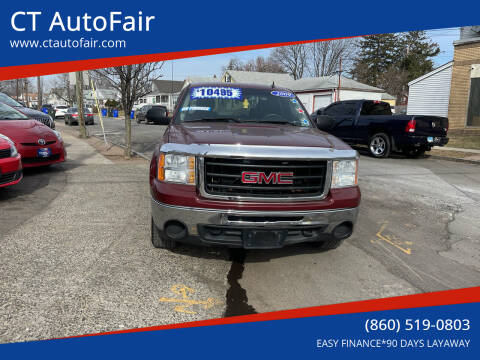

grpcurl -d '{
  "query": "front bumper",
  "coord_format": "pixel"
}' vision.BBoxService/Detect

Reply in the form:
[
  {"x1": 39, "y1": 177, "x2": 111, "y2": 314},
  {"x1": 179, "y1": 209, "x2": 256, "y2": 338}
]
[
  {"x1": 151, "y1": 197, "x2": 358, "y2": 248},
  {"x1": 0, "y1": 155, "x2": 22, "y2": 188},
  {"x1": 18, "y1": 141, "x2": 66, "y2": 168}
]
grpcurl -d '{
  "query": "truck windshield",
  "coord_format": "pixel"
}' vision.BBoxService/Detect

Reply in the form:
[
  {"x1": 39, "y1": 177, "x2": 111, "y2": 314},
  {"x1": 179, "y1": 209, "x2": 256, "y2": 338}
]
[{"x1": 175, "y1": 86, "x2": 312, "y2": 127}]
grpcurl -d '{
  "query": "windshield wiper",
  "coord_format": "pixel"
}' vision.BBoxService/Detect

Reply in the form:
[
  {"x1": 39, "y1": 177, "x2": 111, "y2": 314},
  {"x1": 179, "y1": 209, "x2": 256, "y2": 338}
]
[{"x1": 184, "y1": 117, "x2": 243, "y2": 123}]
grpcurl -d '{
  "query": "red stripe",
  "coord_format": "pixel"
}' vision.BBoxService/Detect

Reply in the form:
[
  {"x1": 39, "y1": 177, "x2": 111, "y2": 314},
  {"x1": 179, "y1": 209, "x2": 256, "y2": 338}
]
[
  {"x1": 59, "y1": 286, "x2": 479, "y2": 340},
  {"x1": 0, "y1": 36, "x2": 359, "y2": 81}
]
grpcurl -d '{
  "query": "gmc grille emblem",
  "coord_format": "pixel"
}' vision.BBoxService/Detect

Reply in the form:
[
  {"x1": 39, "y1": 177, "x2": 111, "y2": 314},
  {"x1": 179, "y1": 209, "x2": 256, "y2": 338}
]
[{"x1": 241, "y1": 171, "x2": 294, "y2": 185}]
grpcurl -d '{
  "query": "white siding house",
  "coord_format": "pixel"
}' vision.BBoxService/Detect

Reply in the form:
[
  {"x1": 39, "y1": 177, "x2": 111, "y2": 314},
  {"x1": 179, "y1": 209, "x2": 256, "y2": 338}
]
[
  {"x1": 289, "y1": 77, "x2": 384, "y2": 113},
  {"x1": 407, "y1": 62, "x2": 453, "y2": 117}
]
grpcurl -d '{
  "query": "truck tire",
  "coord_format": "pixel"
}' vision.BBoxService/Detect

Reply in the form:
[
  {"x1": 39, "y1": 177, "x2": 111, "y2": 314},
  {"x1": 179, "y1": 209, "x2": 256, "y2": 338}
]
[
  {"x1": 151, "y1": 218, "x2": 177, "y2": 249},
  {"x1": 368, "y1": 133, "x2": 391, "y2": 158}
]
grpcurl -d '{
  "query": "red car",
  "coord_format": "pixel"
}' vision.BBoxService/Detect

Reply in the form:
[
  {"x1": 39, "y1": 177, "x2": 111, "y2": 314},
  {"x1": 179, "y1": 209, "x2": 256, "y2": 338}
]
[
  {"x1": 0, "y1": 103, "x2": 66, "y2": 168},
  {"x1": 0, "y1": 133, "x2": 22, "y2": 188}
]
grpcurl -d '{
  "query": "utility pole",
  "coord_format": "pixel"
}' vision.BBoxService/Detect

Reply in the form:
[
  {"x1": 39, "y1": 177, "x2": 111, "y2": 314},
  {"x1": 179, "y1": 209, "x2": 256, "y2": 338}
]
[
  {"x1": 337, "y1": 57, "x2": 342, "y2": 102},
  {"x1": 23, "y1": 78, "x2": 29, "y2": 107},
  {"x1": 75, "y1": 71, "x2": 87, "y2": 138},
  {"x1": 15, "y1": 79, "x2": 20, "y2": 101},
  {"x1": 37, "y1": 76, "x2": 43, "y2": 110}
]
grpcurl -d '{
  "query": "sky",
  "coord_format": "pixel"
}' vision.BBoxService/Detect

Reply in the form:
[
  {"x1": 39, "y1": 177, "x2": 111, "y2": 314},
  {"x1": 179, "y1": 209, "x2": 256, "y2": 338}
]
[
  {"x1": 40, "y1": 26, "x2": 461, "y2": 90},
  {"x1": 161, "y1": 27, "x2": 461, "y2": 81}
]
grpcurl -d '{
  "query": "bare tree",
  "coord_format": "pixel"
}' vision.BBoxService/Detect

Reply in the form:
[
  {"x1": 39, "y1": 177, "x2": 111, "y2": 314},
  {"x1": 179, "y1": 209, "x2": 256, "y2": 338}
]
[
  {"x1": 92, "y1": 62, "x2": 164, "y2": 158},
  {"x1": 23, "y1": 78, "x2": 30, "y2": 107},
  {"x1": 0, "y1": 80, "x2": 17, "y2": 95},
  {"x1": 37, "y1": 77, "x2": 43, "y2": 110},
  {"x1": 377, "y1": 65, "x2": 409, "y2": 100},
  {"x1": 270, "y1": 45, "x2": 308, "y2": 80},
  {"x1": 308, "y1": 39, "x2": 356, "y2": 77},
  {"x1": 75, "y1": 72, "x2": 87, "y2": 138},
  {"x1": 50, "y1": 73, "x2": 74, "y2": 106}
]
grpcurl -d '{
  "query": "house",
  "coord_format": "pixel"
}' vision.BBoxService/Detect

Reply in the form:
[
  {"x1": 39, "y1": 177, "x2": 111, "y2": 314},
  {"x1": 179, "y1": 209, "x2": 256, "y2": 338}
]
[
  {"x1": 222, "y1": 70, "x2": 293, "y2": 86},
  {"x1": 448, "y1": 26, "x2": 480, "y2": 133},
  {"x1": 182, "y1": 76, "x2": 219, "y2": 89},
  {"x1": 287, "y1": 76, "x2": 384, "y2": 114},
  {"x1": 45, "y1": 90, "x2": 69, "y2": 106},
  {"x1": 407, "y1": 61, "x2": 453, "y2": 118},
  {"x1": 220, "y1": 70, "x2": 384, "y2": 113},
  {"x1": 381, "y1": 93, "x2": 396, "y2": 108},
  {"x1": 136, "y1": 80, "x2": 184, "y2": 111},
  {"x1": 84, "y1": 88, "x2": 120, "y2": 107}
]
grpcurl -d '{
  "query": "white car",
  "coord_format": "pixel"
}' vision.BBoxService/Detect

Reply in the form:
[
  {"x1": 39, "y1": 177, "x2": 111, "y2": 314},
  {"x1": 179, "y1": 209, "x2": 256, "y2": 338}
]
[{"x1": 54, "y1": 105, "x2": 69, "y2": 119}]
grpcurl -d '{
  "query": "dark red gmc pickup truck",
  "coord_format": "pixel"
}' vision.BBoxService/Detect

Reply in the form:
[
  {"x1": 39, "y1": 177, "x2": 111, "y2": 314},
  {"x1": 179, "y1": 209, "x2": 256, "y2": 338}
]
[{"x1": 149, "y1": 83, "x2": 361, "y2": 250}]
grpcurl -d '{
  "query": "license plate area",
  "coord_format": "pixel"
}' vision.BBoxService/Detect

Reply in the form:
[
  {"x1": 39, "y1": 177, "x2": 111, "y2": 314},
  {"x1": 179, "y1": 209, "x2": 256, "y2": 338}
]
[
  {"x1": 37, "y1": 148, "x2": 52, "y2": 157},
  {"x1": 242, "y1": 229, "x2": 286, "y2": 249}
]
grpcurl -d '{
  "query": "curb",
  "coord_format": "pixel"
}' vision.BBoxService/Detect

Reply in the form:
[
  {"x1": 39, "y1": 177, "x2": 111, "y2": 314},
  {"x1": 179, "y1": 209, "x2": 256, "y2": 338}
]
[
  {"x1": 430, "y1": 155, "x2": 480, "y2": 165},
  {"x1": 57, "y1": 122, "x2": 151, "y2": 161},
  {"x1": 91, "y1": 134, "x2": 151, "y2": 161}
]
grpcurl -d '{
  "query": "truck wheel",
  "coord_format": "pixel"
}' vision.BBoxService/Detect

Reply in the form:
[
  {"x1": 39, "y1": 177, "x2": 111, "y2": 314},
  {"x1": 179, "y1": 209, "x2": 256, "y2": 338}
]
[
  {"x1": 403, "y1": 148, "x2": 426, "y2": 158},
  {"x1": 368, "y1": 133, "x2": 391, "y2": 158},
  {"x1": 151, "y1": 218, "x2": 177, "y2": 249}
]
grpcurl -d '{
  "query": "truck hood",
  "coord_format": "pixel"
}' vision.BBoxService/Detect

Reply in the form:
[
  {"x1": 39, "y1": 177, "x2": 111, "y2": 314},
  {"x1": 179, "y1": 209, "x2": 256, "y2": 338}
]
[
  {"x1": 0, "y1": 120, "x2": 57, "y2": 144},
  {"x1": 167, "y1": 122, "x2": 350, "y2": 150}
]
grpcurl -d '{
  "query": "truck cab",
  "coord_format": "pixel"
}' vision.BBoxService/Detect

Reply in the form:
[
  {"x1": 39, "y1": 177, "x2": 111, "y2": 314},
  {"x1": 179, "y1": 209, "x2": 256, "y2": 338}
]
[{"x1": 149, "y1": 83, "x2": 361, "y2": 250}]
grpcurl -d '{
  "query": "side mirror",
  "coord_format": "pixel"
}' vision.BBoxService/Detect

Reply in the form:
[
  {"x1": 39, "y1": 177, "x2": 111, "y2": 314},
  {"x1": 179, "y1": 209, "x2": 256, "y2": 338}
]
[
  {"x1": 315, "y1": 115, "x2": 334, "y2": 131},
  {"x1": 146, "y1": 107, "x2": 169, "y2": 125}
]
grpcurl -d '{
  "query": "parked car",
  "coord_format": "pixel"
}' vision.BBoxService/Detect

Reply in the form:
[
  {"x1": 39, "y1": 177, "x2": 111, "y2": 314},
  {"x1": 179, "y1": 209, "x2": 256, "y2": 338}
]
[
  {"x1": 0, "y1": 92, "x2": 55, "y2": 129},
  {"x1": 137, "y1": 105, "x2": 168, "y2": 124},
  {"x1": 0, "y1": 133, "x2": 22, "y2": 188},
  {"x1": 0, "y1": 103, "x2": 66, "y2": 168},
  {"x1": 149, "y1": 83, "x2": 360, "y2": 250},
  {"x1": 145, "y1": 105, "x2": 169, "y2": 125},
  {"x1": 54, "y1": 105, "x2": 69, "y2": 119},
  {"x1": 64, "y1": 107, "x2": 94, "y2": 125},
  {"x1": 314, "y1": 100, "x2": 449, "y2": 158}
]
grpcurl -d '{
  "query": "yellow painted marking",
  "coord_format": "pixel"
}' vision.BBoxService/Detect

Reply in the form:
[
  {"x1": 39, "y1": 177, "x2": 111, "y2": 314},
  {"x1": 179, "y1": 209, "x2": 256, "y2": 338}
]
[
  {"x1": 372, "y1": 221, "x2": 412, "y2": 255},
  {"x1": 159, "y1": 284, "x2": 221, "y2": 314}
]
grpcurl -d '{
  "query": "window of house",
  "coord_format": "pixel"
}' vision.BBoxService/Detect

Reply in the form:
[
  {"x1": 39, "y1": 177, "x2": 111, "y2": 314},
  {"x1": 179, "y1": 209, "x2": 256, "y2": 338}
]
[
  {"x1": 467, "y1": 65, "x2": 480, "y2": 127},
  {"x1": 161, "y1": 95, "x2": 169, "y2": 103},
  {"x1": 155, "y1": 95, "x2": 160, "y2": 103}
]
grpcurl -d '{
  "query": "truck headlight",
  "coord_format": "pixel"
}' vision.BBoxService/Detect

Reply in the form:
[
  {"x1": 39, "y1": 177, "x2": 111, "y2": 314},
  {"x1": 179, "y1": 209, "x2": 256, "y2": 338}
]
[
  {"x1": 158, "y1": 153, "x2": 195, "y2": 185},
  {"x1": 0, "y1": 134, "x2": 18, "y2": 157},
  {"x1": 331, "y1": 159, "x2": 358, "y2": 188}
]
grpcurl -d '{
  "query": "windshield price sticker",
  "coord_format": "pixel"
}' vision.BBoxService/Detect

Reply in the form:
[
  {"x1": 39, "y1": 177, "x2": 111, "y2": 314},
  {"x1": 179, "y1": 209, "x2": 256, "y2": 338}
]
[
  {"x1": 181, "y1": 106, "x2": 211, "y2": 112},
  {"x1": 191, "y1": 87, "x2": 242, "y2": 100},
  {"x1": 271, "y1": 90, "x2": 294, "y2": 98}
]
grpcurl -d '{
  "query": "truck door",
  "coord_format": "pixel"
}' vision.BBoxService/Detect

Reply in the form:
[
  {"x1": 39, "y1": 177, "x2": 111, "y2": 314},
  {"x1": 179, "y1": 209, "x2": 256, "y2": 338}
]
[{"x1": 323, "y1": 102, "x2": 357, "y2": 141}]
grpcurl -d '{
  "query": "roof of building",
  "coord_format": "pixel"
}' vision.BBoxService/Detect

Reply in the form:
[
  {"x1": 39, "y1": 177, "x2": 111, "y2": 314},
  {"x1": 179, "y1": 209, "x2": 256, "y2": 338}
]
[
  {"x1": 152, "y1": 80, "x2": 185, "y2": 93},
  {"x1": 224, "y1": 70, "x2": 293, "y2": 86},
  {"x1": 287, "y1": 76, "x2": 384, "y2": 92},
  {"x1": 407, "y1": 61, "x2": 453, "y2": 86}
]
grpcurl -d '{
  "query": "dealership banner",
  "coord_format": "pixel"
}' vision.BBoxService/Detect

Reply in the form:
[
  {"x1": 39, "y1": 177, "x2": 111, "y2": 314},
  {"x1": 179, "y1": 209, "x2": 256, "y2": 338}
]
[
  {"x1": 0, "y1": 0, "x2": 479, "y2": 79},
  {"x1": 0, "y1": 288, "x2": 478, "y2": 358}
]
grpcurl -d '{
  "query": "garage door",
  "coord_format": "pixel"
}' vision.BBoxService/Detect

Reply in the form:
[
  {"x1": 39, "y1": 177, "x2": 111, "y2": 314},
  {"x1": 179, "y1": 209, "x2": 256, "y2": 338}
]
[
  {"x1": 313, "y1": 94, "x2": 332, "y2": 113},
  {"x1": 296, "y1": 94, "x2": 311, "y2": 113}
]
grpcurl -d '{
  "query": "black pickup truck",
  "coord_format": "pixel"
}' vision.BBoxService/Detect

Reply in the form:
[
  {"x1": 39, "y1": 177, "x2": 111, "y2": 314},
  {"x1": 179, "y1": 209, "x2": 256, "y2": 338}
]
[{"x1": 312, "y1": 100, "x2": 449, "y2": 158}]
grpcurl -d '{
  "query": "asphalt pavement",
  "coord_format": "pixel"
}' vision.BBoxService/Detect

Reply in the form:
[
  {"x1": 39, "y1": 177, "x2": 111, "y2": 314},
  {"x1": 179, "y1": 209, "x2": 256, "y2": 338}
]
[{"x1": 0, "y1": 118, "x2": 479, "y2": 342}]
